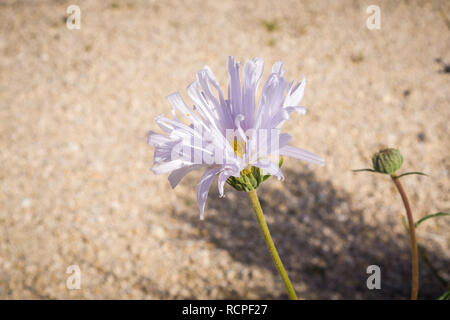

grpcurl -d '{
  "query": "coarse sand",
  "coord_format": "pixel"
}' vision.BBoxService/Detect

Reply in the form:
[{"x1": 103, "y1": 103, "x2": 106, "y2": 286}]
[{"x1": 0, "y1": 0, "x2": 449, "y2": 299}]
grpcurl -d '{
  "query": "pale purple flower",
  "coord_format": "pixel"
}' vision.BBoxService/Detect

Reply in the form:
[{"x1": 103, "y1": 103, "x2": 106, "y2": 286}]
[{"x1": 148, "y1": 56, "x2": 324, "y2": 219}]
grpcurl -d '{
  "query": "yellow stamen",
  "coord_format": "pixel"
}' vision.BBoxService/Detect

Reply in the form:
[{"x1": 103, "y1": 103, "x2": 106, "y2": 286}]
[
  {"x1": 241, "y1": 166, "x2": 252, "y2": 175},
  {"x1": 232, "y1": 137, "x2": 246, "y2": 158}
]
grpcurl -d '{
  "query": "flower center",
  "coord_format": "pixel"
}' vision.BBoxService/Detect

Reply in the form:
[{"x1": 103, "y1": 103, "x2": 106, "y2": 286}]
[{"x1": 232, "y1": 137, "x2": 246, "y2": 158}]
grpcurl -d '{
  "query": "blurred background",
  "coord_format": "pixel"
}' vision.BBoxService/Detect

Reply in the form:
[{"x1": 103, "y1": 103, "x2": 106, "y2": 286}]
[{"x1": 0, "y1": 0, "x2": 449, "y2": 299}]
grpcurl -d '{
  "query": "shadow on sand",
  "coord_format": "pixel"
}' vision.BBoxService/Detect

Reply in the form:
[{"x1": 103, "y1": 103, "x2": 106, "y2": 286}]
[{"x1": 174, "y1": 167, "x2": 448, "y2": 299}]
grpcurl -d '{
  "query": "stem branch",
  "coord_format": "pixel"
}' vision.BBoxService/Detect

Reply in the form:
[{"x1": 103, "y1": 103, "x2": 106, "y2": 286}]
[
  {"x1": 247, "y1": 189, "x2": 297, "y2": 300},
  {"x1": 391, "y1": 175, "x2": 419, "y2": 300}
]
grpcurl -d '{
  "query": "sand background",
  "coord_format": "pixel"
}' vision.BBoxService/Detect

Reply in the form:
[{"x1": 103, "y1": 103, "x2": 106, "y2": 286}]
[{"x1": 0, "y1": 0, "x2": 449, "y2": 299}]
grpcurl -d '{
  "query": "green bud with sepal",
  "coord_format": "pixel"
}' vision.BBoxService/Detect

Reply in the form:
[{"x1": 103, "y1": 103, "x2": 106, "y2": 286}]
[{"x1": 372, "y1": 148, "x2": 403, "y2": 175}]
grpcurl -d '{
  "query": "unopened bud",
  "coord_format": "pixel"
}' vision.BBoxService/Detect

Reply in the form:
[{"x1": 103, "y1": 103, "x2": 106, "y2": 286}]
[{"x1": 372, "y1": 148, "x2": 403, "y2": 175}]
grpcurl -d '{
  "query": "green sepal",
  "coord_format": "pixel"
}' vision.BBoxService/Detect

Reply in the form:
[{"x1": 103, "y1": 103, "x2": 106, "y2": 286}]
[
  {"x1": 226, "y1": 166, "x2": 272, "y2": 192},
  {"x1": 226, "y1": 156, "x2": 285, "y2": 192}
]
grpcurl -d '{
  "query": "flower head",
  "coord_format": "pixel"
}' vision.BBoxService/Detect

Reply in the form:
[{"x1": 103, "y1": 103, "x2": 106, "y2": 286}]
[{"x1": 148, "y1": 56, "x2": 324, "y2": 219}]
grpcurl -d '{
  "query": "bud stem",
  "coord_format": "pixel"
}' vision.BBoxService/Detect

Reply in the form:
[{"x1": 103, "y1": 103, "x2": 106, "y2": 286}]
[
  {"x1": 247, "y1": 190, "x2": 298, "y2": 300},
  {"x1": 391, "y1": 175, "x2": 419, "y2": 300}
]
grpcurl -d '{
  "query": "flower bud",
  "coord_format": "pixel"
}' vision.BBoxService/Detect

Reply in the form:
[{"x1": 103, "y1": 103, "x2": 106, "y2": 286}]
[{"x1": 372, "y1": 148, "x2": 403, "y2": 174}]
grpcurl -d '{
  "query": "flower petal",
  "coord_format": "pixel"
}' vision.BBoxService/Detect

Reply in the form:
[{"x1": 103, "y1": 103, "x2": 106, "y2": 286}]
[
  {"x1": 153, "y1": 143, "x2": 178, "y2": 164},
  {"x1": 152, "y1": 159, "x2": 187, "y2": 175},
  {"x1": 242, "y1": 58, "x2": 264, "y2": 129},
  {"x1": 166, "y1": 92, "x2": 203, "y2": 125},
  {"x1": 279, "y1": 145, "x2": 325, "y2": 166},
  {"x1": 147, "y1": 130, "x2": 172, "y2": 146},
  {"x1": 217, "y1": 172, "x2": 231, "y2": 197},
  {"x1": 253, "y1": 158, "x2": 284, "y2": 180},
  {"x1": 250, "y1": 131, "x2": 292, "y2": 162},
  {"x1": 197, "y1": 167, "x2": 220, "y2": 220},
  {"x1": 269, "y1": 106, "x2": 307, "y2": 129},
  {"x1": 284, "y1": 77, "x2": 306, "y2": 108},
  {"x1": 272, "y1": 61, "x2": 285, "y2": 76},
  {"x1": 168, "y1": 164, "x2": 204, "y2": 189},
  {"x1": 217, "y1": 164, "x2": 241, "y2": 197},
  {"x1": 255, "y1": 72, "x2": 287, "y2": 129},
  {"x1": 187, "y1": 81, "x2": 218, "y2": 127},
  {"x1": 196, "y1": 67, "x2": 234, "y2": 133},
  {"x1": 227, "y1": 56, "x2": 242, "y2": 117}
]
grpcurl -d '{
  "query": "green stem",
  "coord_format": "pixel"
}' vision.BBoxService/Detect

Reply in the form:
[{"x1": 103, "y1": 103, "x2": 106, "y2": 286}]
[
  {"x1": 391, "y1": 175, "x2": 419, "y2": 300},
  {"x1": 247, "y1": 189, "x2": 298, "y2": 300}
]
